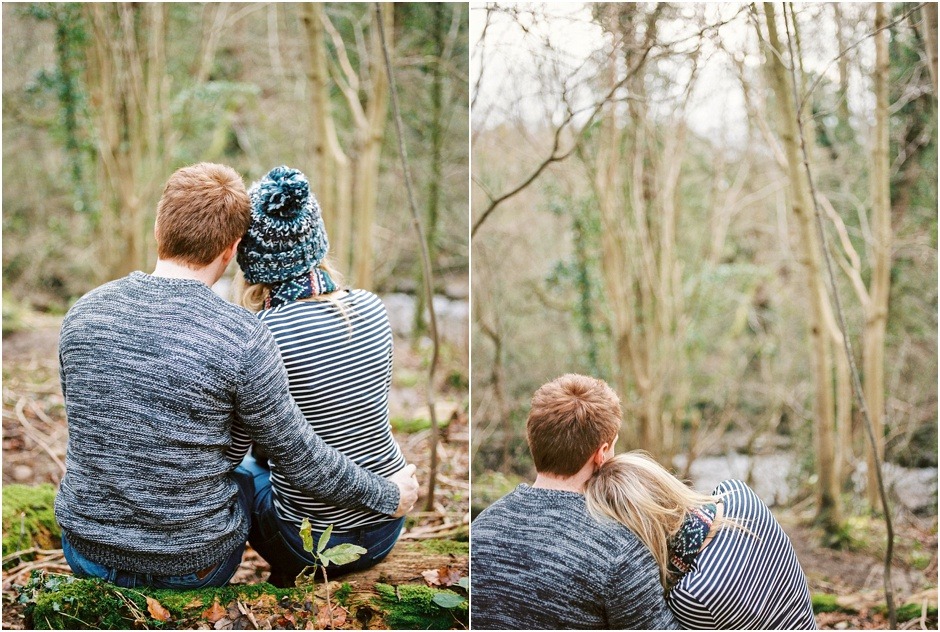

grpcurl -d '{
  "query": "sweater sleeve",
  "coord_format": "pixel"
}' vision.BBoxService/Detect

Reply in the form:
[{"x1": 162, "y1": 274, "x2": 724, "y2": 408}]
[
  {"x1": 606, "y1": 541, "x2": 680, "y2": 630},
  {"x1": 234, "y1": 323, "x2": 400, "y2": 515}
]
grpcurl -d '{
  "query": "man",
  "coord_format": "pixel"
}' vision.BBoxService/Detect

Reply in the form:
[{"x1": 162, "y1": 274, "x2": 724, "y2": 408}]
[
  {"x1": 470, "y1": 374, "x2": 679, "y2": 629},
  {"x1": 55, "y1": 163, "x2": 418, "y2": 589}
]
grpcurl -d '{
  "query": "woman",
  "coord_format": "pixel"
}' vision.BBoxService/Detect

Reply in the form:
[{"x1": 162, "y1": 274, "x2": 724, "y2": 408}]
[
  {"x1": 585, "y1": 452, "x2": 817, "y2": 629},
  {"x1": 234, "y1": 165, "x2": 409, "y2": 587}
]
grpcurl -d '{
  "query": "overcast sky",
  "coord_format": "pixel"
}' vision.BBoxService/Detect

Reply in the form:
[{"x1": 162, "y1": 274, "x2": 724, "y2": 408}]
[{"x1": 470, "y1": 2, "x2": 878, "y2": 150}]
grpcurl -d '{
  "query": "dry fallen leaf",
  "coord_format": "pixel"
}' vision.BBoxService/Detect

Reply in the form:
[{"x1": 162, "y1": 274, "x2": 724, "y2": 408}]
[
  {"x1": 146, "y1": 596, "x2": 172, "y2": 622},
  {"x1": 203, "y1": 599, "x2": 227, "y2": 624},
  {"x1": 422, "y1": 565, "x2": 463, "y2": 587},
  {"x1": 316, "y1": 604, "x2": 348, "y2": 629}
]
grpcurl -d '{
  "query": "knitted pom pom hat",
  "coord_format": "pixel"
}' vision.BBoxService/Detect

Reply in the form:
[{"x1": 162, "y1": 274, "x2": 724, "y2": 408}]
[{"x1": 237, "y1": 166, "x2": 337, "y2": 307}]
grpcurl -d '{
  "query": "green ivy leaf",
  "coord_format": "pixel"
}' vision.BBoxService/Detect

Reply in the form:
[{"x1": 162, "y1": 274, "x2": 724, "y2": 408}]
[
  {"x1": 458, "y1": 576, "x2": 469, "y2": 591},
  {"x1": 299, "y1": 518, "x2": 314, "y2": 553},
  {"x1": 317, "y1": 524, "x2": 334, "y2": 555},
  {"x1": 432, "y1": 592, "x2": 466, "y2": 609},
  {"x1": 319, "y1": 543, "x2": 367, "y2": 567}
]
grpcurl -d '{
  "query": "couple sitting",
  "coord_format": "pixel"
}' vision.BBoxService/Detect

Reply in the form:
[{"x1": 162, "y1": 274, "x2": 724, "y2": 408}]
[
  {"x1": 472, "y1": 374, "x2": 818, "y2": 630},
  {"x1": 55, "y1": 163, "x2": 418, "y2": 588}
]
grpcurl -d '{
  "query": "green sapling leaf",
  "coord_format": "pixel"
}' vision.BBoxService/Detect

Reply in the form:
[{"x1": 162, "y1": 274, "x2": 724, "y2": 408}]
[
  {"x1": 432, "y1": 592, "x2": 466, "y2": 609},
  {"x1": 300, "y1": 517, "x2": 314, "y2": 553},
  {"x1": 458, "y1": 576, "x2": 470, "y2": 591},
  {"x1": 317, "y1": 523, "x2": 334, "y2": 555},
  {"x1": 319, "y1": 543, "x2": 367, "y2": 567}
]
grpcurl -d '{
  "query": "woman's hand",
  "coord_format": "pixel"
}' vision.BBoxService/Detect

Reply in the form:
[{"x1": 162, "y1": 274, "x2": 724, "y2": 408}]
[{"x1": 389, "y1": 464, "x2": 419, "y2": 517}]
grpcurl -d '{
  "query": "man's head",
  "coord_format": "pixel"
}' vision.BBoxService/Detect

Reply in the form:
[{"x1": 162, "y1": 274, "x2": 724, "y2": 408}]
[
  {"x1": 526, "y1": 374, "x2": 622, "y2": 477},
  {"x1": 154, "y1": 163, "x2": 250, "y2": 267}
]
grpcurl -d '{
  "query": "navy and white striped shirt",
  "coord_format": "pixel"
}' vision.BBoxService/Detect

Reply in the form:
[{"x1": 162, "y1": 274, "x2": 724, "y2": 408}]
[
  {"x1": 668, "y1": 479, "x2": 817, "y2": 629},
  {"x1": 233, "y1": 290, "x2": 406, "y2": 533}
]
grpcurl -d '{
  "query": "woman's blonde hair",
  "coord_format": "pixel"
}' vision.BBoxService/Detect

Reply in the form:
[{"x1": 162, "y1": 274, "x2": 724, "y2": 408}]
[
  {"x1": 233, "y1": 258, "x2": 354, "y2": 329},
  {"x1": 585, "y1": 451, "x2": 740, "y2": 591}
]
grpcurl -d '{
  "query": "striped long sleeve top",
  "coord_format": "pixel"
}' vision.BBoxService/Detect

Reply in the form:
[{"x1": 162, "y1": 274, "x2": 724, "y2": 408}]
[
  {"x1": 232, "y1": 289, "x2": 406, "y2": 533},
  {"x1": 668, "y1": 479, "x2": 818, "y2": 629}
]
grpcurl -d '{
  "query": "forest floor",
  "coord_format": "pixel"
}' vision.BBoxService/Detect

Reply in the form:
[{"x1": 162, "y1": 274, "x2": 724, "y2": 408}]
[{"x1": 1, "y1": 314, "x2": 470, "y2": 629}]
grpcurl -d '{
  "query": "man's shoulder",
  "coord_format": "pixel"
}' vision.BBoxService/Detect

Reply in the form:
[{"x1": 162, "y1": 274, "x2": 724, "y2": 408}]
[
  {"x1": 65, "y1": 276, "x2": 129, "y2": 311},
  {"x1": 62, "y1": 274, "x2": 265, "y2": 343},
  {"x1": 473, "y1": 486, "x2": 643, "y2": 550}
]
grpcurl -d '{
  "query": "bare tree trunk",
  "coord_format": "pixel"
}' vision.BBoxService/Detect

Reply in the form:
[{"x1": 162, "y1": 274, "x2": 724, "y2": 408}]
[
  {"x1": 833, "y1": 4, "x2": 852, "y2": 141},
  {"x1": 84, "y1": 3, "x2": 168, "y2": 281},
  {"x1": 761, "y1": 2, "x2": 841, "y2": 532},
  {"x1": 352, "y1": 4, "x2": 392, "y2": 290},
  {"x1": 591, "y1": 3, "x2": 687, "y2": 461},
  {"x1": 301, "y1": 3, "x2": 351, "y2": 269},
  {"x1": 478, "y1": 319, "x2": 511, "y2": 470},
  {"x1": 923, "y1": 3, "x2": 938, "y2": 96},
  {"x1": 303, "y1": 5, "x2": 389, "y2": 289},
  {"x1": 414, "y1": 3, "x2": 447, "y2": 337},
  {"x1": 865, "y1": 2, "x2": 891, "y2": 513},
  {"x1": 594, "y1": 41, "x2": 637, "y2": 449}
]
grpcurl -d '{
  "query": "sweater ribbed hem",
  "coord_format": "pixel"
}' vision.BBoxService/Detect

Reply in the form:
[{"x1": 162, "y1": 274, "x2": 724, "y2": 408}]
[{"x1": 62, "y1": 523, "x2": 247, "y2": 576}]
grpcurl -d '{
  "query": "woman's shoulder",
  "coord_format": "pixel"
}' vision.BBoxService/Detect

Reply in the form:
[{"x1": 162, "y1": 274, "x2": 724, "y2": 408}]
[{"x1": 711, "y1": 478, "x2": 753, "y2": 496}]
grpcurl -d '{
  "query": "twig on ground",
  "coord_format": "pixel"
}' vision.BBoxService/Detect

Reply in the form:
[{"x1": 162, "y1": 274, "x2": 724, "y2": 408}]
[
  {"x1": 400, "y1": 520, "x2": 467, "y2": 540},
  {"x1": 13, "y1": 397, "x2": 66, "y2": 478},
  {"x1": 2, "y1": 547, "x2": 65, "y2": 563},
  {"x1": 6, "y1": 560, "x2": 71, "y2": 587},
  {"x1": 26, "y1": 400, "x2": 62, "y2": 429}
]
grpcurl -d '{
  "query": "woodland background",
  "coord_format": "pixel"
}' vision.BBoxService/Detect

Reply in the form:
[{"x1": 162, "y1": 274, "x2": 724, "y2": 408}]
[
  {"x1": 2, "y1": 3, "x2": 470, "y2": 629},
  {"x1": 471, "y1": 3, "x2": 937, "y2": 629}
]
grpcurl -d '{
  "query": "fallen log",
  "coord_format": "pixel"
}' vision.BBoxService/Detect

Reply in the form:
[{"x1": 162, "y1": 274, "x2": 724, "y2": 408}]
[{"x1": 3, "y1": 484, "x2": 468, "y2": 630}]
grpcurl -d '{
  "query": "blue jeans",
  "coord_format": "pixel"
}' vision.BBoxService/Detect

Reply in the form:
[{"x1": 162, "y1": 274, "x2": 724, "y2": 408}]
[
  {"x1": 240, "y1": 454, "x2": 405, "y2": 588},
  {"x1": 61, "y1": 468, "x2": 254, "y2": 589}
]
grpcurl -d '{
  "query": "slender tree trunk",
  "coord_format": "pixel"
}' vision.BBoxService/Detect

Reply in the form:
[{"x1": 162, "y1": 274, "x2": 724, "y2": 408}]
[
  {"x1": 84, "y1": 3, "x2": 168, "y2": 281},
  {"x1": 594, "y1": 48, "x2": 637, "y2": 449},
  {"x1": 865, "y1": 2, "x2": 891, "y2": 513},
  {"x1": 833, "y1": 4, "x2": 853, "y2": 143},
  {"x1": 414, "y1": 3, "x2": 446, "y2": 337},
  {"x1": 352, "y1": 4, "x2": 392, "y2": 290},
  {"x1": 762, "y1": 2, "x2": 841, "y2": 532},
  {"x1": 590, "y1": 3, "x2": 687, "y2": 461},
  {"x1": 301, "y1": 3, "x2": 351, "y2": 269},
  {"x1": 923, "y1": 3, "x2": 938, "y2": 95}
]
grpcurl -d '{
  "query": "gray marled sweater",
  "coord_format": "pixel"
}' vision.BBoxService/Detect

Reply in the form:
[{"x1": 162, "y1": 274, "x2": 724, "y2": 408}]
[
  {"x1": 470, "y1": 485, "x2": 679, "y2": 630},
  {"x1": 54, "y1": 272, "x2": 399, "y2": 576}
]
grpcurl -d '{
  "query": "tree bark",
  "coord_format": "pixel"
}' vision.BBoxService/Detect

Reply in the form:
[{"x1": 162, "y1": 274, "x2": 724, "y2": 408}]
[
  {"x1": 414, "y1": 3, "x2": 447, "y2": 337},
  {"x1": 865, "y1": 2, "x2": 891, "y2": 513},
  {"x1": 84, "y1": 3, "x2": 168, "y2": 281},
  {"x1": 923, "y1": 3, "x2": 938, "y2": 96},
  {"x1": 761, "y1": 2, "x2": 841, "y2": 531},
  {"x1": 590, "y1": 4, "x2": 687, "y2": 461},
  {"x1": 352, "y1": 4, "x2": 392, "y2": 290}
]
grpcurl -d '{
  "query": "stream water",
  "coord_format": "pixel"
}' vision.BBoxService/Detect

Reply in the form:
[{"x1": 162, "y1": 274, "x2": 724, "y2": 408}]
[
  {"x1": 676, "y1": 451, "x2": 938, "y2": 515},
  {"x1": 212, "y1": 279, "x2": 469, "y2": 346}
]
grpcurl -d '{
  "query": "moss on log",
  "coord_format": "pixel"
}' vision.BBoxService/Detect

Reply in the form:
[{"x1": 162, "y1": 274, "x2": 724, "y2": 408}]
[
  {"x1": 3, "y1": 484, "x2": 61, "y2": 569},
  {"x1": 6, "y1": 484, "x2": 468, "y2": 629},
  {"x1": 21, "y1": 570, "x2": 468, "y2": 630}
]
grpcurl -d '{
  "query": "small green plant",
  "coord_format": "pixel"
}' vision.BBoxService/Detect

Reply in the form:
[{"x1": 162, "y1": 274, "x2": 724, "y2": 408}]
[
  {"x1": 432, "y1": 576, "x2": 469, "y2": 609},
  {"x1": 297, "y1": 519, "x2": 366, "y2": 629}
]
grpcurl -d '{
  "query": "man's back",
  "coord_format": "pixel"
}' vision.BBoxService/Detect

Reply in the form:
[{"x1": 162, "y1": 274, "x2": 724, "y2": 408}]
[
  {"x1": 56, "y1": 272, "x2": 266, "y2": 575},
  {"x1": 470, "y1": 484, "x2": 679, "y2": 630}
]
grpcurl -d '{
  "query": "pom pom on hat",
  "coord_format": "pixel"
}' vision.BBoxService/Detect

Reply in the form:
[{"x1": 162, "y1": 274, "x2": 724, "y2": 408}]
[{"x1": 237, "y1": 166, "x2": 330, "y2": 285}]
